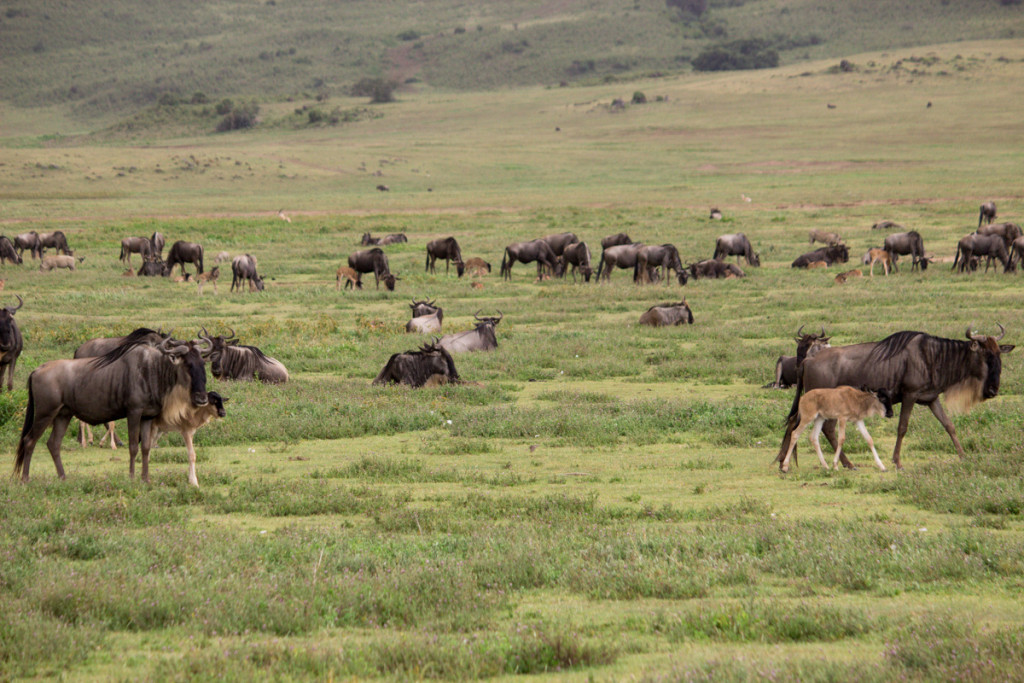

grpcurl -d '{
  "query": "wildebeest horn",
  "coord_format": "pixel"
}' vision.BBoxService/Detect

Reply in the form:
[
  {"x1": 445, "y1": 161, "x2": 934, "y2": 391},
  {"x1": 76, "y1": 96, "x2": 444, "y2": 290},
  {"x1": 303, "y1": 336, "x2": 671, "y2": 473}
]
[
  {"x1": 159, "y1": 336, "x2": 189, "y2": 355},
  {"x1": 496, "y1": 310, "x2": 503, "y2": 322},
  {"x1": 474, "y1": 309, "x2": 483, "y2": 320},
  {"x1": 995, "y1": 323, "x2": 1006, "y2": 341},
  {"x1": 10, "y1": 295, "x2": 23, "y2": 312},
  {"x1": 196, "y1": 336, "x2": 213, "y2": 354},
  {"x1": 820, "y1": 325, "x2": 825, "y2": 338},
  {"x1": 795, "y1": 324, "x2": 805, "y2": 340}
]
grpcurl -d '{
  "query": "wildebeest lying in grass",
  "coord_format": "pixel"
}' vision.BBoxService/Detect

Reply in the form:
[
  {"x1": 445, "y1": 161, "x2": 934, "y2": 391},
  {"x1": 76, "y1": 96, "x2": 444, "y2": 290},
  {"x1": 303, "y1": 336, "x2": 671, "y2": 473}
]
[
  {"x1": 779, "y1": 386, "x2": 894, "y2": 473},
  {"x1": 373, "y1": 340, "x2": 461, "y2": 388},
  {"x1": 689, "y1": 259, "x2": 744, "y2": 280},
  {"x1": 792, "y1": 244, "x2": 849, "y2": 268},
  {"x1": 438, "y1": 312, "x2": 501, "y2": 352},
  {"x1": 463, "y1": 257, "x2": 491, "y2": 277},
  {"x1": 137, "y1": 259, "x2": 170, "y2": 277},
  {"x1": 871, "y1": 220, "x2": 903, "y2": 230},
  {"x1": 406, "y1": 300, "x2": 443, "y2": 334},
  {"x1": 362, "y1": 232, "x2": 407, "y2": 246},
  {"x1": 638, "y1": 300, "x2": 693, "y2": 326},
  {"x1": 200, "y1": 329, "x2": 289, "y2": 383},
  {"x1": 834, "y1": 268, "x2": 863, "y2": 284}
]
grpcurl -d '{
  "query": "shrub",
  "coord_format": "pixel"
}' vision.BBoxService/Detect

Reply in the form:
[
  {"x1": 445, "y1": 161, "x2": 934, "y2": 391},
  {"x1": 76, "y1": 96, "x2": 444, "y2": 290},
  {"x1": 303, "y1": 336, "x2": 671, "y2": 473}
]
[
  {"x1": 632, "y1": 91, "x2": 647, "y2": 104},
  {"x1": 157, "y1": 93, "x2": 179, "y2": 106},
  {"x1": 214, "y1": 98, "x2": 234, "y2": 116},
  {"x1": 190, "y1": 92, "x2": 208, "y2": 104},
  {"x1": 215, "y1": 100, "x2": 259, "y2": 132},
  {"x1": 397, "y1": 30, "x2": 420, "y2": 41},
  {"x1": 350, "y1": 77, "x2": 398, "y2": 103},
  {"x1": 692, "y1": 39, "x2": 779, "y2": 71}
]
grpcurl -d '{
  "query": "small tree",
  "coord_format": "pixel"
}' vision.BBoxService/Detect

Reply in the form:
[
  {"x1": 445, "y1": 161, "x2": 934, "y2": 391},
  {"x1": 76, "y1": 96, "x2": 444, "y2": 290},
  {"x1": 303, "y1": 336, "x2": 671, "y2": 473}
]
[
  {"x1": 351, "y1": 77, "x2": 398, "y2": 103},
  {"x1": 216, "y1": 100, "x2": 259, "y2": 132}
]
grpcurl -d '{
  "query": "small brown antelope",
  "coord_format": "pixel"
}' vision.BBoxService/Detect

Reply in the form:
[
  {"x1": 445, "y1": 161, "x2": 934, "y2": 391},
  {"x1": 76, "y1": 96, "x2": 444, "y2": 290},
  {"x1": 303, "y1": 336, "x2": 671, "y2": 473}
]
[
  {"x1": 470, "y1": 281, "x2": 484, "y2": 290},
  {"x1": 780, "y1": 386, "x2": 894, "y2": 473},
  {"x1": 335, "y1": 265, "x2": 362, "y2": 290},
  {"x1": 867, "y1": 248, "x2": 892, "y2": 276},
  {"x1": 806, "y1": 260, "x2": 828, "y2": 269},
  {"x1": 196, "y1": 266, "x2": 220, "y2": 295},
  {"x1": 834, "y1": 269, "x2": 863, "y2": 284}
]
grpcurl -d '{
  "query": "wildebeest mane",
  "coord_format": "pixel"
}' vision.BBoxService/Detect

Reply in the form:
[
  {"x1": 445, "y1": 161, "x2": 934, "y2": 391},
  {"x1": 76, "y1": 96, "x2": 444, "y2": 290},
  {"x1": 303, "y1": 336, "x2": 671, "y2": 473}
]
[{"x1": 91, "y1": 329, "x2": 168, "y2": 368}]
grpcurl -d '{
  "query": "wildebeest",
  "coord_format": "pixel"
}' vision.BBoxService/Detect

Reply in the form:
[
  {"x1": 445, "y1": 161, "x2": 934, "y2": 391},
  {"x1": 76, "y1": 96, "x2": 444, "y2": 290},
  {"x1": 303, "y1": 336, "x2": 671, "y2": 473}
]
[
  {"x1": 979, "y1": 201, "x2": 997, "y2": 228},
  {"x1": 150, "y1": 232, "x2": 165, "y2": 260},
  {"x1": 38, "y1": 231, "x2": 72, "y2": 256},
  {"x1": 775, "y1": 326, "x2": 1014, "y2": 471},
  {"x1": 464, "y1": 257, "x2": 491, "y2": 277},
  {"x1": 438, "y1": 312, "x2": 501, "y2": 353},
  {"x1": 597, "y1": 242, "x2": 645, "y2": 282},
  {"x1": 196, "y1": 266, "x2": 220, "y2": 295},
  {"x1": 349, "y1": 247, "x2": 397, "y2": 290},
  {"x1": 362, "y1": 232, "x2": 407, "y2": 246},
  {"x1": 713, "y1": 233, "x2": 760, "y2": 267},
  {"x1": 426, "y1": 237, "x2": 465, "y2": 277},
  {"x1": 373, "y1": 341, "x2": 461, "y2": 388},
  {"x1": 14, "y1": 232, "x2": 42, "y2": 260},
  {"x1": 1010, "y1": 236, "x2": 1024, "y2": 271},
  {"x1": 883, "y1": 230, "x2": 928, "y2": 271},
  {"x1": 120, "y1": 237, "x2": 153, "y2": 266},
  {"x1": 871, "y1": 220, "x2": 903, "y2": 230},
  {"x1": 39, "y1": 255, "x2": 84, "y2": 272},
  {"x1": 834, "y1": 269, "x2": 863, "y2": 284},
  {"x1": 0, "y1": 237, "x2": 22, "y2": 265},
  {"x1": 0, "y1": 295, "x2": 24, "y2": 392},
  {"x1": 231, "y1": 254, "x2": 264, "y2": 292},
  {"x1": 540, "y1": 232, "x2": 580, "y2": 257},
  {"x1": 137, "y1": 259, "x2": 170, "y2": 277},
  {"x1": 791, "y1": 244, "x2": 849, "y2": 268},
  {"x1": 635, "y1": 244, "x2": 687, "y2": 285},
  {"x1": 599, "y1": 233, "x2": 632, "y2": 265},
  {"x1": 709, "y1": 208, "x2": 723, "y2": 220},
  {"x1": 167, "y1": 241, "x2": 204, "y2": 275},
  {"x1": 149, "y1": 390, "x2": 226, "y2": 487},
  {"x1": 13, "y1": 332, "x2": 212, "y2": 485},
  {"x1": 500, "y1": 240, "x2": 557, "y2": 281},
  {"x1": 638, "y1": 300, "x2": 693, "y2": 326},
  {"x1": 780, "y1": 386, "x2": 894, "y2": 473},
  {"x1": 200, "y1": 329, "x2": 289, "y2": 383},
  {"x1": 557, "y1": 241, "x2": 593, "y2": 282},
  {"x1": 765, "y1": 326, "x2": 831, "y2": 390},
  {"x1": 335, "y1": 266, "x2": 362, "y2": 290},
  {"x1": 689, "y1": 259, "x2": 745, "y2": 279},
  {"x1": 808, "y1": 229, "x2": 842, "y2": 247},
  {"x1": 865, "y1": 248, "x2": 891, "y2": 276},
  {"x1": 806, "y1": 261, "x2": 828, "y2": 269},
  {"x1": 406, "y1": 300, "x2": 443, "y2": 334},
  {"x1": 976, "y1": 222, "x2": 1022, "y2": 252},
  {"x1": 952, "y1": 233, "x2": 1010, "y2": 273}
]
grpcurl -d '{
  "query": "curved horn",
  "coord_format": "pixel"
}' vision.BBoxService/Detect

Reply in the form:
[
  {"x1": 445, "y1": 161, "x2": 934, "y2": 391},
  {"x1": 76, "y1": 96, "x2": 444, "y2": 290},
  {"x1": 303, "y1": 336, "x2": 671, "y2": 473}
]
[
  {"x1": 196, "y1": 336, "x2": 213, "y2": 354},
  {"x1": 474, "y1": 309, "x2": 483, "y2": 320},
  {"x1": 967, "y1": 326, "x2": 985, "y2": 342},
  {"x1": 496, "y1": 310, "x2": 503, "y2": 322},
  {"x1": 12, "y1": 295, "x2": 23, "y2": 312},
  {"x1": 994, "y1": 323, "x2": 1006, "y2": 341},
  {"x1": 795, "y1": 324, "x2": 805, "y2": 339},
  {"x1": 820, "y1": 325, "x2": 825, "y2": 338}
]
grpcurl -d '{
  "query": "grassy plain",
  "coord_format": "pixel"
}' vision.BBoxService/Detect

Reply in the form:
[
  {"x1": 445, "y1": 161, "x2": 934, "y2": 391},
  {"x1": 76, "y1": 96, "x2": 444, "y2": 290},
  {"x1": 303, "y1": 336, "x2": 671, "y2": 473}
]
[{"x1": 1, "y1": 42, "x2": 1024, "y2": 681}]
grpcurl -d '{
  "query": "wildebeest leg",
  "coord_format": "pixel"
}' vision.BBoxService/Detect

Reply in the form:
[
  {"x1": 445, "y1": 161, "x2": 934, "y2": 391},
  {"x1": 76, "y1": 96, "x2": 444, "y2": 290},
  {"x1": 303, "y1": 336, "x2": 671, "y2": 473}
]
[
  {"x1": 101, "y1": 422, "x2": 121, "y2": 449},
  {"x1": 126, "y1": 414, "x2": 143, "y2": 480},
  {"x1": 809, "y1": 418, "x2": 831, "y2": 470},
  {"x1": 78, "y1": 421, "x2": 93, "y2": 448},
  {"x1": 183, "y1": 430, "x2": 199, "y2": 487},
  {"x1": 780, "y1": 416, "x2": 812, "y2": 473},
  {"x1": 854, "y1": 420, "x2": 886, "y2": 471},
  {"x1": 891, "y1": 399, "x2": 915, "y2": 470},
  {"x1": 45, "y1": 413, "x2": 72, "y2": 480},
  {"x1": 927, "y1": 399, "x2": 966, "y2": 460},
  {"x1": 140, "y1": 421, "x2": 153, "y2": 483},
  {"x1": 820, "y1": 419, "x2": 855, "y2": 469},
  {"x1": 829, "y1": 418, "x2": 848, "y2": 470}
]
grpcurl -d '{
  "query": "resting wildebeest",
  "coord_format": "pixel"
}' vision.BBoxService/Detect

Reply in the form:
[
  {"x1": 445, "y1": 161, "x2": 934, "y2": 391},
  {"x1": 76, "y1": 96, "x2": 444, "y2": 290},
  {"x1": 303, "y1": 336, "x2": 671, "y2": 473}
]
[
  {"x1": 0, "y1": 295, "x2": 24, "y2": 392},
  {"x1": 39, "y1": 255, "x2": 84, "y2": 272},
  {"x1": 713, "y1": 233, "x2": 760, "y2": 267},
  {"x1": 362, "y1": 232, "x2": 408, "y2": 246},
  {"x1": 373, "y1": 341, "x2": 461, "y2": 388},
  {"x1": 710, "y1": 208, "x2": 723, "y2": 220},
  {"x1": 200, "y1": 329, "x2": 289, "y2": 383},
  {"x1": 977, "y1": 222, "x2": 1022, "y2": 252},
  {"x1": 883, "y1": 230, "x2": 928, "y2": 272},
  {"x1": 137, "y1": 259, "x2": 170, "y2": 277},
  {"x1": 14, "y1": 232, "x2": 41, "y2": 260},
  {"x1": 438, "y1": 312, "x2": 502, "y2": 353},
  {"x1": 638, "y1": 300, "x2": 693, "y2": 326},
  {"x1": 120, "y1": 237, "x2": 153, "y2": 266},
  {"x1": 808, "y1": 229, "x2": 842, "y2": 247},
  {"x1": 979, "y1": 201, "x2": 997, "y2": 228},
  {"x1": 540, "y1": 232, "x2": 580, "y2": 258},
  {"x1": 167, "y1": 241, "x2": 204, "y2": 275},
  {"x1": 406, "y1": 300, "x2": 443, "y2": 334},
  {"x1": 635, "y1": 244, "x2": 687, "y2": 285},
  {"x1": 231, "y1": 254, "x2": 264, "y2": 292},
  {"x1": 349, "y1": 247, "x2": 397, "y2": 290},
  {"x1": 13, "y1": 332, "x2": 212, "y2": 485},
  {"x1": 689, "y1": 259, "x2": 744, "y2": 279},
  {"x1": 597, "y1": 242, "x2": 646, "y2": 282},
  {"x1": 38, "y1": 231, "x2": 72, "y2": 256},
  {"x1": 426, "y1": 237, "x2": 465, "y2": 277},
  {"x1": 0, "y1": 237, "x2": 22, "y2": 265},
  {"x1": 871, "y1": 220, "x2": 903, "y2": 230},
  {"x1": 500, "y1": 240, "x2": 557, "y2": 281},
  {"x1": 557, "y1": 241, "x2": 593, "y2": 282},
  {"x1": 952, "y1": 233, "x2": 1010, "y2": 273},
  {"x1": 764, "y1": 326, "x2": 830, "y2": 390},
  {"x1": 463, "y1": 257, "x2": 491, "y2": 277},
  {"x1": 775, "y1": 326, "x2": 1014, "y2": 471},
  {"x1": 791, "y1": 244, "x2": 849, "y2": 268}
]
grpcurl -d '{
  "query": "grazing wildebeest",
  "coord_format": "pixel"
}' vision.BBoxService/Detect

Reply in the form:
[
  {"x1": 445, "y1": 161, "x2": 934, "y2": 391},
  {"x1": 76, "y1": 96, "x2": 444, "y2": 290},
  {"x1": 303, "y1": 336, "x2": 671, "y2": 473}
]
[
  {"x1": 0, "y1": 237, "x2": 22, "y2": 265},
  {"x1": 599, "y1": 232, "x2": 632, "y2": 262},
  {"x1": 871, "y1": 220, "x2": 903, "y2": 230},
  {"x1": 764, "y1": 326, "x2": 831, "y2": 390},
  {"x1": 137, "y1": 259, "x2": 170, "y2": 277},
  {"x1": 808, "y1": 229, "x2": 842, "y2": 247},
  {"x1": 425, "y1": 237, "x2": 465, "y2": 277},
  {"x1": 791, "y1": 244, "x2": 849, "y2": 268},
  {"x1": 500, "y1": 240, "x2": 557, "y2": 281},
  {"x1": 780, "y1": 386, "x2": 894, "y2": 473},
  {"x1": 335, "y1": 266, "x2": 362, "y2": 290},
  {"x1": 373, "y1": 341, "x2": 461, "y2": 388},
  {"x1": 14, "y1": 333, "x2": 212, "y2": 485},
  {"x1": 231, "y1": 254, "x2": 264, "y2": 292},
  {"x1": 635, "y1": 244, "x2": 687, "y2": 285},
  {"x1": 464, "y1": 257, "x2": 491, "y2": 277},
  {"x1": 14, "y1": 232, "x2": 42, "y2": 260},
  {"x1": 167, "y1": 241, "x2": 204, "y2": 275},
  {"x1": 540, "y1": 232, "x2": 580, "y2": 258},
  {"x1": 713, "y1": 233, "x2": 760, "y2": 267},
  {"x1": 200, "y1": 330, "x2": 289, "y2": 383},
  {"x1": 0, "y1": 295, "x2": 24, "y2": 392},
  {"x1": 979, "y1": 201, "x2": 997, "y2": 228},
  {"x1": 597, "y1": 242, "x2": 646, "y2": 282},
  {"x1": 150, "y1": 232, "x2": 165, "y2": 260},
  {"x1": 977, "y1": 222, "x2": 1022, "y2": 252},
  {"x1": 557, "y1": 241, "x2": 593, "y2": 282},
  {"x1": 406, "y1": 300, "x2": 443, "y2": 334},
  {"x1": 38, "y1": 231, "x2": 72, "y2": 256},
  {"x1": 1010, "y1": 236, "x2": 1024, "y2": 272},
  {"x1": 638, "y1": 300, "x2": 693, "y2": 326},
  {"x1": 119, "y1": 237, "x2": 153, "y2": 266},
  {"x1": 438, "y1": 311, "x2": 501, "y2": 353},
  {"x1": 39, "y1": 255, "x2": 84, "y2": 272},
  {"x1": 776, "y1": 326, "x2": 1014, "y2": 471},
  {"x1": 883, "y1": 230, "x2": 928, "y2": 272},
  {"x1": 689, "y1": 259, "x2": 744, "y2": 279},
  {"x1": 952, "y1": 233, "x2": 1010, "y2": 273},
  {"x1": 196, "y1": 266, "x2": 220, "y2": 295},
  {"x1": 349, "y1": 247, "x2": 397, "y2": 290}
]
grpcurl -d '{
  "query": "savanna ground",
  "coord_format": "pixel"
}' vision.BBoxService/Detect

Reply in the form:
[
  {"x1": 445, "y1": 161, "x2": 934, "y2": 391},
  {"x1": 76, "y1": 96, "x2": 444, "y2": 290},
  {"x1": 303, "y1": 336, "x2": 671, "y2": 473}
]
[{"x1": 2, "y1": 42, "x2": 1024, "y2": 681}]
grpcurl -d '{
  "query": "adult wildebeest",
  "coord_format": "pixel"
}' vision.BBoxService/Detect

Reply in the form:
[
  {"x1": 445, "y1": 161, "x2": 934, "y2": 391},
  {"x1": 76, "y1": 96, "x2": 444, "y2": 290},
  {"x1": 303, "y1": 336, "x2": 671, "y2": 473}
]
[
  {"x1": 373, "y1": 341, "x2": 461, "y2": 388},
  {"x1": 14, "y1": 232, "x2": 42, "y2": 260},
  {"x1": 500, "y1": 240, "x2": 557, "y2": 281},
  {"x1": 775, "y1": 326, "x2": 1014, "y2": 471},
  {"x1": 0, "y1": 237, "x2": 22, "y2": 265},
  {"x1": 200, "y1": 329, "x2": 289, "y2": 384},
  {"x1": 639, "y1": 300, "x2": 693, "y2": 326},
  {"x1": 871, "y1": 220, "x2": 903, "y2": 230},
  {"x1": 597, "y1": 242, "x2": 645, "y2": 282},
  {"x1": 13, "y1": 332, "x2": 212, "y2": 485},
  {"x1": 425, "y1": 237, "x2": 465, "y2": 277},
  {"x1": 599, "y1": 233, "x2": 632, "y2": 266},
  {"x1": 137, "y1": 259, "x2": 170, "y2": 277},
  {"x1": 150, "y1": 232, "x2": 165, "y2": 260},
  {"x1": 952, "y1": 233, "x2": 1010, "y2": 273},
  {"x1": 557, "y1": 241, "x2": 593, "y2": 282},
  {"x1": 709, "y1": 208, "x2": 723, "y2": 220},
  {"x1": 231, "y1": 254, "x2": 264, "y2": 292},
  {"x1": 38, "y1": 231, "x2": 72, "y2": 256},
  {"x1": 349, "y1": 247, "x2": 397, "y2": 290},
  {"x1": 362, "y1": 232, "x2": 407, "y2": 246},
  {"x1": 1010, "y1": 236, "x2": 1024, "y2": 272},
  {"x1": 40, "y1": 255, "x2": 84, "y2": 272},
  {"x1": 120, "y1": 236, "x2": 153, "y2": 266},
  {"x1": 808, "y1": 230, "x2": 842, "y2": 247},
  {"x1": 977, "y1": 222, "x2": 1022, "y2": 252},
  {"x1": 438, "y1": 312, "x2": 501, "y2": 353},
  {"x1": 713, "y1": 233, "x2": 760, "y2": 267},
  {"x1": 0, "y1": 295, "x2": 24, "y2": 392},
  {"x1": 689, "y1": 259, "x2": 744, "y2": 280},
  {"x1": 883, "y1": 231, "x2": 928, "y2": 272},
  {"x1": 635, "y1": 244, "x2": 687, "y2": 285},
  {"x1": 540, "y1": 232, "x2": 580, "y2": 257},
  {"x1": 791, "y1": 244, "x2": 849, "y2": 268},
  {"x1": 764, "y1": 326, "x2": 830, "y2": 390},
  {"x1": 979, "y1": 201, "x2": 997, "y2": 228},
  {"x1": 167, "y1": 241, "x2": 204, "y2": 275},
  {"x1": 406, "y1": 300, "x2": 443, "y2": 334}
]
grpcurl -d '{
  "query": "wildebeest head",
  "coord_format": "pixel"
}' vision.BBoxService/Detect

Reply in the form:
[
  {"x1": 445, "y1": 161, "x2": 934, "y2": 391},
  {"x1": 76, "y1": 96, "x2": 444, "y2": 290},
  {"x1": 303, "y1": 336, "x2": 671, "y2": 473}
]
[
  {"x1": 199, "y1": 327, "x2": 237, "y2": 377},
  {"x1": 206, "y1": 390, "x2": 228, "y2": 418},
  {"x1": 382, "y1": 273, "x2": 399, "y2": 291},
  {"x1": 0, "y1": 295, "x2": 23, "y2": 351},
  {"x1": 965, "y1": 325, "x2": 1014, "y2": 402},
  {"x1": 794, "y1": 325, "x2": 830, "y2": 364},
  {"x1": 474, "y1": 310, "x2": 503, "y2": 329},
  {"x1": 410, "y1": 299, "x2": 439, "y2": 318},
  {"x1": 160, "y1": 337, "x2": 210, "y2": 407},
  {"x1": 373, "y1": 340, "x2": 461, "y2": 387}
]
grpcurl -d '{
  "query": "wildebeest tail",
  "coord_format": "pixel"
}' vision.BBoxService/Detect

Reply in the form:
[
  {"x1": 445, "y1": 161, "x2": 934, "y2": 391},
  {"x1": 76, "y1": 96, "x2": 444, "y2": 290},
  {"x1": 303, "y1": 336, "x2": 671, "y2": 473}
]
[
  {"x1": 951, "y1": 242, "x2": 962, "y2": 270},
  {"x1": 500, "y1": 248, "x2": 510, "y2": 279},
  {"x1": 197, "y1": 246, "x2": 204, "y2": 275},
  {"x1": 13, "y1": 378, "x2": 35, "y2": 478},
  {"x1": 774, "y1": 373, "x2": 804, "y2": 464},
  {"x1": 118, "y1": 243, "x2": 126, "y2": 262}
]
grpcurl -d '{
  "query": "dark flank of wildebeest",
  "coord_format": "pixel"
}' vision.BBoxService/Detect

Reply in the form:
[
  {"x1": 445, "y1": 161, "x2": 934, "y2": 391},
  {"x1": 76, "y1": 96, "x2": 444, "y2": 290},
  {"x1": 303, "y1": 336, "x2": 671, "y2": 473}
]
[
  {"x1": 167, "y1": 241, "x2": 205, "y2": 275},
  {"x1": 1010, "y1": 236, "x2": 1024, "y2": 271},
  {"x1": 952, "y1": 233, "x2": 1011, "y2": 273},
  {"x1": 500, "y1": 240, "x2": 557, "y2": 280},
  {"x1": 638, "y1": 300, "x2": 693, "y2": 326},
  {"x1": 373, "y1": 340, "x2": 461, "y2": 388},
  {"x1": 13, "y1": 231, "x2": 42, "y2": 260},
  {"x1": 976, "y1": 222, "x2": 1022, "y2": 251},
  {"x1": 120, "y1": 236, "x2": 153, "y2": 266},
  {"x1": 713, "y1": 233, "x2": 760, "y2": 267},
  {"x1": 0, "y1": 236, "x2": 23, "y2": 265},
  {"x1": 883, "y1": 230, "x2": 929, "y2": 271},
  {"x1": 200, "y1": 329, "x2": 289, "y2": 383},
  {"x1": 349, "y1": 247, "x2": 398, "y2": 290},
  {"x1": 426, "y1": 237, "x2": 465, "y2": 277},
  {"x1": 635, "y1": 244, "x2": 687, "y2": 285},
  {"x1": 0, "y1": 295, "x2": 24, "y2": 392},
  {"x1": 38, "y1": 231, "x2": 72, "y2": 256},
  {"x1": 791, "y1": 244, "x2": 849, "y2": 268},
  {"x1": 764, "y1": 326, "x2": 830, "y2": 389},
  {"x1": 539, "y1": 232, "x2": 580, "y2": 257},
  {"x1": 556, "y1": 241, "x2": 593, "y2": 282},
  {"x1": 978, "y1": 201, "x2": 997, "y2": 228},
  {"x1": 597, "y1": 242, "x2": 645, "y2": 282},
  {"x1": 438, "y1": 311, "x2": 502, "y2": 352},
  {"x1": 231, "y1": 254, "x2": 264, "y2": 292},
  {"x1": 689, "y1": 259, "x2": 744, "y2": 279}
]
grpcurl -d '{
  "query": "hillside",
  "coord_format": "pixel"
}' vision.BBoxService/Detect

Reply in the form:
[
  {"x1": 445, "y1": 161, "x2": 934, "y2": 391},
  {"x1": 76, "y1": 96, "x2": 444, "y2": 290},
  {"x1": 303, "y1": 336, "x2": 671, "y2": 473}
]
[{"x1": 1, "y1": 0, "x2": 1022, "y2": 122}]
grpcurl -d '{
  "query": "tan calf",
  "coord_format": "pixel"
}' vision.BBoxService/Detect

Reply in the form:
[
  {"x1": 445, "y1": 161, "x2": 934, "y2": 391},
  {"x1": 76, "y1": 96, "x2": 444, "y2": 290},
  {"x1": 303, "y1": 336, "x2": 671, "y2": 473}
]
[
  {"x1": 196, "y1": 266, "x2": 220, "y2": 295},
  {"x1": 335, "y1": 265, "x2": 362, "y2": 290},
  {"x1": 40, "y1": 255, "x2": 84, "y2": 271},
  {"x1": 806, "y1": 260, "x2": 828, "y2": 269},
  {"x1": 834, "y1": 269, "x2": 863, "y2": 284},
  {"x1": 780, "y1": 386, "x2": 893, "y2": 473},
  {"x1": 147, "y1": 390, "x2": 227, "y2": 487},
  {"x1": 867, "y1": 248, "x2": 892, "y2": 276}
]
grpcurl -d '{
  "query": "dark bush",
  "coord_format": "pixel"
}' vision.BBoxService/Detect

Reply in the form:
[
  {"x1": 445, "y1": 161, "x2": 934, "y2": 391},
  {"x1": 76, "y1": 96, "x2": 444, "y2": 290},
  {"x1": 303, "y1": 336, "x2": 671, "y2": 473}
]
[
  {"x1": 216, "y1": 100, "x2": 259, "y2": 132},
  {"x1": 307, "y1": 109, "x2": 324, "y2": 124},
  {"x1": 665, "y1": 0, "x2": 707, "y2": 17},
  {"x1": 397, "y1": 30, "x2": 420, "y2": 41},
  {"x1": 157, "y1": 92, "x2": 179, "y2": 106},
  {"x1": 215, "y1": 98, "x2": 234, "y2": 116},
  {"x1": 692, "y1": 39, "x2": 778, "y2": 71},
  {"x1": 632, "y1": 91, "x2": 647, "y2": 104},
  {"x1": 567, "y1": 59, "x2": 596, "y2": 76},
  {"x1": 454, "y1": 27, "x2": 466, "y2": 34},
  {"x1": 190, "y1": 92, "x2": 208, "y2": 104},
  {"x1": 350, "y1": 77, "x2": 398, "y2": 103}
]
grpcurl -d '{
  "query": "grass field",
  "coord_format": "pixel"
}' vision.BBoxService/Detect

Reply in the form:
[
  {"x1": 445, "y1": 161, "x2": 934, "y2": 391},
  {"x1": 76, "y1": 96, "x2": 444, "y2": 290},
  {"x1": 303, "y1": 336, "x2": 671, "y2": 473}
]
[{"x1": 1, "y1": 40, "x2": 1024, "y2": 681}]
